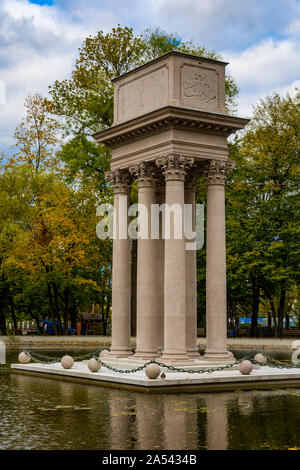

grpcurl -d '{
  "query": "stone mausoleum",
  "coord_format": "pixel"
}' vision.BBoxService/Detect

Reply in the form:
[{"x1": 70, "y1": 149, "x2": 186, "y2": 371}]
[{"x1": 94, "y1": 51, "x2": 249, "y2": 364}]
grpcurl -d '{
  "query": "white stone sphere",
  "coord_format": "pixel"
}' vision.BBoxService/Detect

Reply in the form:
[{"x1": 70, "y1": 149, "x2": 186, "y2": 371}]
[
  {"x1": 61, "y1": 355, "x2": 74, "y2": 369},
  {"x1": 238, "y1": 360, "x2": 253, "y2": 375},
  {"x1": 18, "y1": 352, "x2": 30, "y2": 364},
  {"x1": 254, "y1": 353, "x2": 267, "y2": 364},
  {"x1": 88, "y1": 357, "x2": 101, "y2": 372},
  {"x1": 145, "y1": 363, "x2": 161, "y2": 379},
  {"x1": 99, "y1": 349, "x2": 110, "y2": 358}
]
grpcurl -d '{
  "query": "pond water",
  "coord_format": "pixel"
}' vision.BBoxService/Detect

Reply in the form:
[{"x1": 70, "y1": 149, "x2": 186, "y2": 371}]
[{"x1": 0, "y1": 350, "x2": 299, "y2": 450}]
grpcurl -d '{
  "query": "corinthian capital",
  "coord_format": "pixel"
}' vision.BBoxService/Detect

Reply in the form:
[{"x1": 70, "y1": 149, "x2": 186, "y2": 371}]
[
  {"x1": 205, "y1": 159, "x2": 235, "y2": 186},
  {"x1": 156, "y1": 154, "x2": 194, "y2": 181},
  {"x1": 129, "y1": 162, "x2": 157, "y2": 188},
  {"x1": 105, "y1": 168, "x2": 131, "y2": 194}
]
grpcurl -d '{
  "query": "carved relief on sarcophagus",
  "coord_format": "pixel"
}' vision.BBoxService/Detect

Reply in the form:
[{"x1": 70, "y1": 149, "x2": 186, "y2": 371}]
[
  {"x1": 181, "y1": 65, "x2": 218, "y2": 112},
  {"x1": 117, "y1": 65, "x2": 169, "y2": 124}
]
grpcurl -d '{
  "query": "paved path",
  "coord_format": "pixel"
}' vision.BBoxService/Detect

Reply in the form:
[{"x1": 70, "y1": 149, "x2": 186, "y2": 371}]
[
  {"x1": 1, "y1": 335, "x2": 299, "y2": 351},
  {"x1": 199, "y1": 337, "x2": 300, "y2": 351}
]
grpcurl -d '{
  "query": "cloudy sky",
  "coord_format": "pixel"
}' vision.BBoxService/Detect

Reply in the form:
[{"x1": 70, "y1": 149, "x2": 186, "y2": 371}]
[{"x1": 0, "y1": 0, "x2": 300, "y2": 152}]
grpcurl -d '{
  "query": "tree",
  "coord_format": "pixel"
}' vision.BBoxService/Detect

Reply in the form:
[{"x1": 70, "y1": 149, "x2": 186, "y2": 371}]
[
  {"x1": 12, "y1": 94, "x2": 61, "y2": 172},
  {"x1": 0, "y1": 94, "x2": 112, "y2": 335},
  {"x1": 226, "y1": 92, "x2": 300, "y2": 336},
  {"x1": 49, "y1": 26, "x2": 146, "y2": 136}
]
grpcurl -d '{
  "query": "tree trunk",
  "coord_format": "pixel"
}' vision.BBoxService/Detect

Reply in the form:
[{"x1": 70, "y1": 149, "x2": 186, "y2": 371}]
[
  {"x1": 131, "y1": 239, "x2": 137, "y2": 337},
  {"x1": 267, "y1": 296, "x2": 278, "y2": 337},
  {"x1": 46, "y1": 281, "x2": 58, "y2": 335},
  {"x1": 264, "y1": 287, "x2": 278, "y2": 337},
  {"x1": 268, "y1": 312, "x2": 272, "y2": 336},
  {"x1": 0, "y1": 310, "x2": 7, "y2": 335},
  {"x1": 104, "y1": 303, "x2": 109, "y2": 336},
  {"x1": 63, "y1": 286, "x2": 69, "y2": 336},
  {"x1": 250, "y1": 276, "x2": 260, "y2": 338},
  {"x1": 52, "y1": 282, "x2": 62, "y2": 335},
  {"x1": 11, "y1": 303, "x2": 17, "y2": 330},
  {"x1": 277, "y1": 287, "x2": 286, "y2": 338},
  {"x1": 100, "y1": 292, "x2": 105, "y2": 335},
  {"x1": 285, "y1": 313, "x2": 290, "y2": 330},
  {"x1": 70, "y1": 305, "x2": 77, "y2": 331}
]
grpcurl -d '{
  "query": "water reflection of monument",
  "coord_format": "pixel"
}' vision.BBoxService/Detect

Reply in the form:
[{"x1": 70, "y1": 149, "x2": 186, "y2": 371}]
[
  {"x1": 205, "y1": 393, "x2": 229, "y2": 450},
  {"x1": 108, "y1": 389, "x2": 232, "y2": 450},
  {"x1": 11, "y1": 372, "x2": 256, "y2": 450}
]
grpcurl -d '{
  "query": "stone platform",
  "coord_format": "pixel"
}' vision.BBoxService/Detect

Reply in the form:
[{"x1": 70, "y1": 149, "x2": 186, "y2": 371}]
[{"x1": 11, "y1": 361, "x2": 300, "y2": 394}]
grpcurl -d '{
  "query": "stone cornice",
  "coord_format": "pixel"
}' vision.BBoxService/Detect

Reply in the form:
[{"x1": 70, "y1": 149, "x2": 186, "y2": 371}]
[{"x1": 93, "y1": 106, "x2": 250, "y2": 150}]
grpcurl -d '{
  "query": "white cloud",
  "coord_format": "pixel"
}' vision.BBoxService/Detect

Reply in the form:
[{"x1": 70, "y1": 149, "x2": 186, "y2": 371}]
[
  {"x1": 147, "y1": 0, "x2": 299, "y2": 50},
  {"x1": 0, "y1": 0, "x2": 88, "y2": 150},
  {"x1": 227, "y1": 39, "x2": 300, "y2": 89},
  {"x1": 0, "y1": 0, "x2": 300, "y2": 151},
  {"x1": 286, "y1": 0, "x2": 300, "y2": 35},
  {"x1": 225, "y1": 38, "x2": 300, "y2": 116}
]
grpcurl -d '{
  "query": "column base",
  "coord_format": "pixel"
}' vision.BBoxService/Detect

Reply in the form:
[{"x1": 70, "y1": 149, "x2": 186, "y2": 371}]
[
  {"x1": 187, "y1": 349, "x2": 201, "y2": 359},
  {"x1": 202, "y1": 349, "x2": 234, "y2": 362},
  {"x1": 160, "y1": 350, "x2": 194, "y2": 362},
  {"x1": 109, "y1": 348, "x2": 134, "y2": 358},
  {"x1": 134, "y1": 349, "x2": 161, "y2": 360}
]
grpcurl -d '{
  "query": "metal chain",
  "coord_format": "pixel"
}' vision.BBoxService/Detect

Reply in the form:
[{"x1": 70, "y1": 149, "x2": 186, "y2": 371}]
[
  {"x1": 24, "y1": 349, "x2": 103, "y2": 364},
  {"x1": 23, "y1": 350, "x2": 300, "y2": 374},
  {"x1": 265, "y1": 356, "x2": 300, "y2": 369}
]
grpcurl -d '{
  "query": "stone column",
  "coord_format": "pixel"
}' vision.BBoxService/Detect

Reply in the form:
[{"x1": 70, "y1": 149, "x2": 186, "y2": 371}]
[
  {"x1": 130, "y1": 162, "x2": 161, "y2": 359},
  {"x1": 156, "y1": 183, "x2": 165, "y2": 353},
  {"x1": 156, "y1": 154, "x2": 194, "y2": 361},
  {"x1": 203, "y1": 159, "x2": 234, "y2": 361},
  {"x1": 107, "y1": 169, "x2": 133, "y2": 357},
  {"x1": 185, "y1": 172, "x2": 200, "y2": 358}
]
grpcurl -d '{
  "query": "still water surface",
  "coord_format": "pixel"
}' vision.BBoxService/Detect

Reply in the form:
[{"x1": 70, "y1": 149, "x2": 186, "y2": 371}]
[{"x1": 0, "y1": 349, "x2": 300, "y2": 450}]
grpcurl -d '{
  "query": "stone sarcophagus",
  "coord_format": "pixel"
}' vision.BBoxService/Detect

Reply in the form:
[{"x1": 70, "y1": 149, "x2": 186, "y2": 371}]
[
  {"x1": 95, "y1": 52, "x2": 247, "y2": 171},
  {"x1": 113, "y1": 52, "x2": 227, "y2": 125}
]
